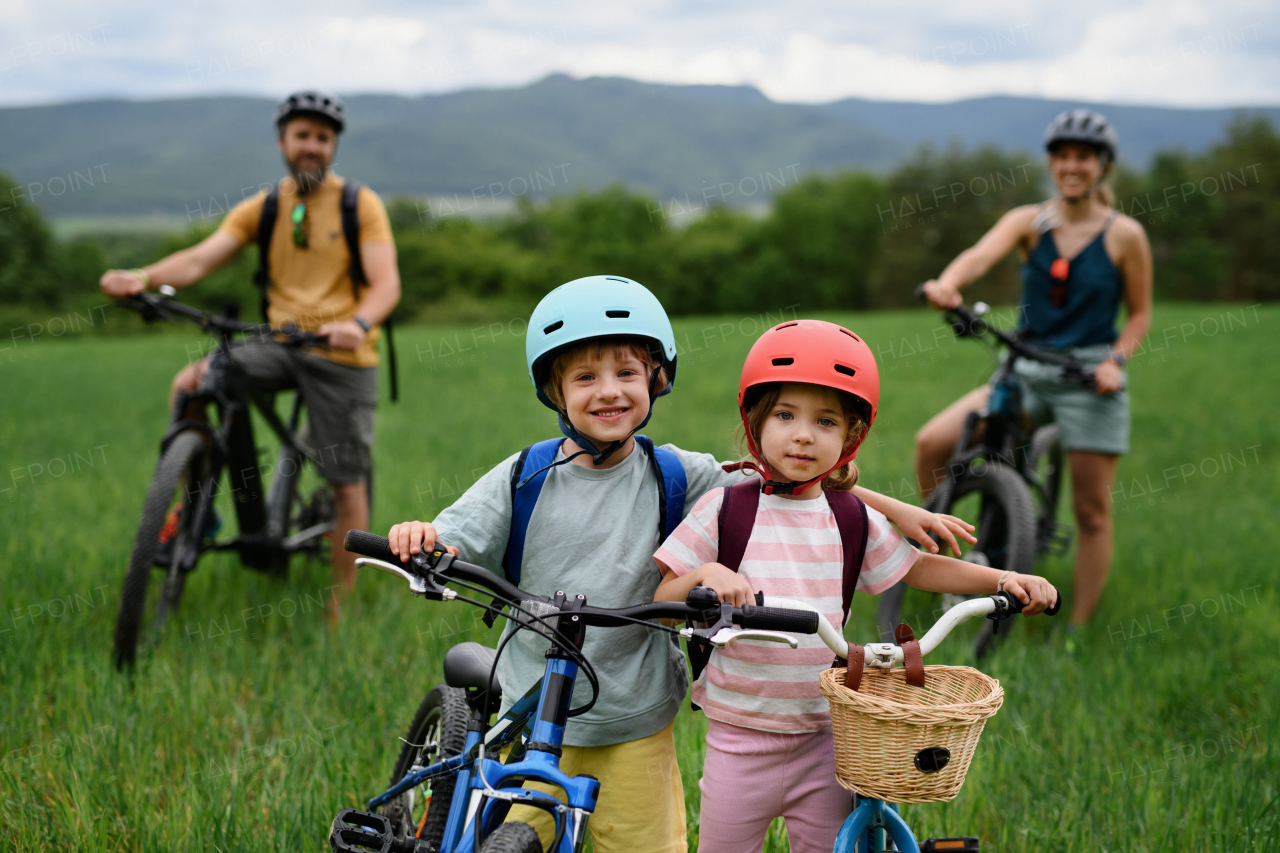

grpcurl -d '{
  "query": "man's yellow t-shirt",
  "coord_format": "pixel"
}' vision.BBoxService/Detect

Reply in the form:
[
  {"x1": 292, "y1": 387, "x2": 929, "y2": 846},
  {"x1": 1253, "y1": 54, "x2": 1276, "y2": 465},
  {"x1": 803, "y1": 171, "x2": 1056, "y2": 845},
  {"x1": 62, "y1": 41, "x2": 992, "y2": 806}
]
[{"x1": 218, "y1": 174, "x2": 393, "y2": 368}]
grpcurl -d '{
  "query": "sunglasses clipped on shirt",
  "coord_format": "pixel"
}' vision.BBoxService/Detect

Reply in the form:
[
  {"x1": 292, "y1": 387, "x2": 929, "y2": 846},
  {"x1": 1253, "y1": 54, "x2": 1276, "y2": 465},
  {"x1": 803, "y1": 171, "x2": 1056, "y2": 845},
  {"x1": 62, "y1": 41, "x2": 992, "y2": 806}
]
[{"x1": 291, "y1": 202, "x2": 308, "y2": 248}]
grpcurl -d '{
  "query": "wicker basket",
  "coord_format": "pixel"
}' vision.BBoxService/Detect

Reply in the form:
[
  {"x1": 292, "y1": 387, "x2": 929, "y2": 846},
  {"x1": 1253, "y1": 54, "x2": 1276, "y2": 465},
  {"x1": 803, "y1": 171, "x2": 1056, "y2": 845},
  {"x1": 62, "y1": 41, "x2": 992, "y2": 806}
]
[{"x1": 818, "y1": 665, "x2": 1004, "y2": 804}]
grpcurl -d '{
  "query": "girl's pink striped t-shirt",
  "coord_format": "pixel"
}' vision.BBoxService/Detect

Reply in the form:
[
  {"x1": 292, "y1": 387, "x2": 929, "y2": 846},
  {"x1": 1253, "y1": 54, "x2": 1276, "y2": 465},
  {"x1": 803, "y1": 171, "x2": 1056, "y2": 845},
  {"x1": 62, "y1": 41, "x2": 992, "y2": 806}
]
[{"x1": 654, "y1": 488, "x2": 919, "y2": 734}]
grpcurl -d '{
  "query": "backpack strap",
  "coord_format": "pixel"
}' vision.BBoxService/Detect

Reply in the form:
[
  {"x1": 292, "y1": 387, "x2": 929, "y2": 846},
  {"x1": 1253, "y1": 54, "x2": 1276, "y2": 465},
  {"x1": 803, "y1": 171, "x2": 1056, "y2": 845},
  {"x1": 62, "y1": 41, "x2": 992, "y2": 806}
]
[
  {"x1": 340, "y1": 180, "x2": 399, "y2": 403},
  {"x1": 340, "y1": 180, "x2": 365, "y2": 292},
  {"x1": 253, "y1": 186, "x2": 281, "y2": 321},
  {"x1": 686, "y1": 480, "x2": 761, "y2": 703},
  {"x1": 716, "y1": 480, "x2": 761, "y2": 573},
  {"x1": 501, "y1": 438, "x2": 563, "y2": 585},
  {"x1": 635, "y1": 436, "x2": 688, "y2": 540},
  {"x1": 826, "y1": 490, "x2": 870, "y2": 627}
]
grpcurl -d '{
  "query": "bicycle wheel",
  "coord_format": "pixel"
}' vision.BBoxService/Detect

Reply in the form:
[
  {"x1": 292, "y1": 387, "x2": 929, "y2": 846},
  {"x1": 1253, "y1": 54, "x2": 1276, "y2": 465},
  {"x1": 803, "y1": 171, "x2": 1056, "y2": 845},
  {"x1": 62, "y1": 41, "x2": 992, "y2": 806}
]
[
  {"x1": 381, "y1": 684, "x2": 469, "y2": 848},
  {"x1": 479, "y1": 822, "x2": 542, "y2": 853},
  {"x1": 1028, "y1": 425, "x2": 1070, "y2": 557},
  {"x1": 877, "y1": 462, "x2": 1036, "y2": 653},
  {"x1": 113, "y1": 430, "x2": 208, "y2": 669}
]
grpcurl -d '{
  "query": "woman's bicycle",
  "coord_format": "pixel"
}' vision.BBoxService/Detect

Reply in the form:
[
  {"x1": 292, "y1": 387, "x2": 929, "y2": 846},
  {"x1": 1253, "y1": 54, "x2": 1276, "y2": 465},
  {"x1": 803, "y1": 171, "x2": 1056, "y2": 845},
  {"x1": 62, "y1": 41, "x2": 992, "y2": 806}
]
[
  {"x1": 763, "y1": 590, "x2": 1059, "y2": 852},
  {"x1": 878, "y1": 292, "x2": 1091, "y2": 657},
  {"x1": 111, "y1": 288, "x2": 337, "y2": 668},
  {"x1": 329, "y1": 531, "x2": 819, "y2": 853}
]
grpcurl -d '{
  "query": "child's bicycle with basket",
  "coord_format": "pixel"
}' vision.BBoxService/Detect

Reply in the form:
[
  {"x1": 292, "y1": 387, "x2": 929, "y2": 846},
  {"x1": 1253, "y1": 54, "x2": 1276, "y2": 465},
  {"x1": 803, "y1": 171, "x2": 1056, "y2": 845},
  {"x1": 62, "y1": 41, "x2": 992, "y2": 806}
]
[
  {"x1": 329, "y1": 530, "x2": 822, "y2": 853},
  {"x1": 744, "y1": 588, "x2": 1060, "y2": 852}
]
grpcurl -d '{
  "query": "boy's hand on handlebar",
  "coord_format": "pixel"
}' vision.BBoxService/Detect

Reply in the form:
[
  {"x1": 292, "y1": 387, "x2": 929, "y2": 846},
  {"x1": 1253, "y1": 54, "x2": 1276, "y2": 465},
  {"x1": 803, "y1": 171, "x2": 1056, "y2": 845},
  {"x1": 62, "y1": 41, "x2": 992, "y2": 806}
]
[
  {"x1": 693, "y1": 563, "x2": 756, "y2": 607},
  {"x1": 922, "y1": 279, "x2": 962, "y2": 310},
  {"x1": 1003, "y1": 574, "x2": 1058, "y2": 616},
  {"x1": 387, "y1": 521, "x2": 458, "y2": 563},
  {"x1": 894, "y1": 506, "x2": 977, "y2": 557}
]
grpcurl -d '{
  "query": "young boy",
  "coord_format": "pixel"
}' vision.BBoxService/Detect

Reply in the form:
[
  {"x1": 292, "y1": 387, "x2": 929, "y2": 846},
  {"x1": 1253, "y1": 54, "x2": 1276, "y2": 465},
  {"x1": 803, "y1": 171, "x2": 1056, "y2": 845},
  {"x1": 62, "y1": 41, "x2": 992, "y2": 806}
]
[{"x1": 388, "y1": 277, "x2": 973, "y2": 852}]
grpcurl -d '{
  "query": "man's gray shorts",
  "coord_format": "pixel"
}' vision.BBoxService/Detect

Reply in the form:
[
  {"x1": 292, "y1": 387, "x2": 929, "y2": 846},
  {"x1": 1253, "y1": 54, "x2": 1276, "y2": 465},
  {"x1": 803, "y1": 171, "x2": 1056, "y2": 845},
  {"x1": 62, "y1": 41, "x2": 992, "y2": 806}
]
[
  {"x1": 1013, "y1": 343, "x2": 1130, "y2": 456},
  {"x1": 229, "y1": 341, "x2": 378, "y2": 483}
]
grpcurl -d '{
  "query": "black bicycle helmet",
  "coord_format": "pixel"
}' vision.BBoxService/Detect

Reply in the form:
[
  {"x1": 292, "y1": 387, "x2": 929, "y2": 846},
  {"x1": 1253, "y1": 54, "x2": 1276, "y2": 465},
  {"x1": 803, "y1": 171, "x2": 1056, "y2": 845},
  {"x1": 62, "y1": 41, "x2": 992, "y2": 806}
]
[
  {"x1": 274, "y1": 90, "x2": 345, "y2": 133},
  {"x1": 1044, "y1": 109, "x2": 1117, "y2": 163}
]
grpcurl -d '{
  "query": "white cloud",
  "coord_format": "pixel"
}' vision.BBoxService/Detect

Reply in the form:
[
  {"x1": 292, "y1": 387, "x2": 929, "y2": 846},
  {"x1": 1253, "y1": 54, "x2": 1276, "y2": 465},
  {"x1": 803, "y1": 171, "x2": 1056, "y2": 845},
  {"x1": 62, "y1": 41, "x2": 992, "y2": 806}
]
[{"x1": 0, "y1": 0, "x2": 1275, "y2": 107}]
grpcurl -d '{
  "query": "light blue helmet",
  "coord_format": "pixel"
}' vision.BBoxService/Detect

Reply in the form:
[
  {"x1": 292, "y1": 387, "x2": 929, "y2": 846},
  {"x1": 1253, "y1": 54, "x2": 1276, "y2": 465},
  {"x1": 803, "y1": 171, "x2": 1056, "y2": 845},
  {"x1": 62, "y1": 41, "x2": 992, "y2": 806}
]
[{"x1": 527, "y1": 275, "x2": 678, "y2": 410}]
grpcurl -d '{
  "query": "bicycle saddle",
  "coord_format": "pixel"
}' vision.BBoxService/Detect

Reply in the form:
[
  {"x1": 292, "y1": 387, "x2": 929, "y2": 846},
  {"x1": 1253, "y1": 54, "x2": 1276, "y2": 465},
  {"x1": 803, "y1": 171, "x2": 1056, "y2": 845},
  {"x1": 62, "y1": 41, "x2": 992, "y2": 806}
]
[{"x1": 443, "y1": 642, "x2": 502, "y2": 697}]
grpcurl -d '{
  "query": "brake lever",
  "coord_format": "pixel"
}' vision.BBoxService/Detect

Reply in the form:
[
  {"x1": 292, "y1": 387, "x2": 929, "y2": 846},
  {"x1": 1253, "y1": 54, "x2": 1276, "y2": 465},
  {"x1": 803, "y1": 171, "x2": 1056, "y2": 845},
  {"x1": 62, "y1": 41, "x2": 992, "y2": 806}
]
[
  {"x1": 704, "y1": 628, "x2": 798, "y2": 649},
  {"x1": 354, "y1": 558, "x2": 438, "y2": 596}
]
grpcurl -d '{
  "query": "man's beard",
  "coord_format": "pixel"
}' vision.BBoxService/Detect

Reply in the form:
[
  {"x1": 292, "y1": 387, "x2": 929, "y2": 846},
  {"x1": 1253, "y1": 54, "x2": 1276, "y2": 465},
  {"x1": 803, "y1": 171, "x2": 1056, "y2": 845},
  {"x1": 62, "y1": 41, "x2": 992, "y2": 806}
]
[{"x1": 286, "y1": 154, "x2": 328, "y2": 195}]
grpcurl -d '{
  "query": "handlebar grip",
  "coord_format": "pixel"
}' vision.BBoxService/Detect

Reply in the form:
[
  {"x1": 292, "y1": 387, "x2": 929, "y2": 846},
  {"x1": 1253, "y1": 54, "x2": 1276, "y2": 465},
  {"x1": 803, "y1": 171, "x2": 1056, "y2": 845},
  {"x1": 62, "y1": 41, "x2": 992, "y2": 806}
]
[
  {"x1": 738, "y1": 606, "x2": 819, "y2": 634},
  {"x1": 343, "y1": 529, "x2": 400, "y2": 564},
  {"x1": 914, "y1": 283, "x2": 928, "y2": 303},
  {"x1": 994, "y1": 590, "x2": 1061, "y2": 616}
]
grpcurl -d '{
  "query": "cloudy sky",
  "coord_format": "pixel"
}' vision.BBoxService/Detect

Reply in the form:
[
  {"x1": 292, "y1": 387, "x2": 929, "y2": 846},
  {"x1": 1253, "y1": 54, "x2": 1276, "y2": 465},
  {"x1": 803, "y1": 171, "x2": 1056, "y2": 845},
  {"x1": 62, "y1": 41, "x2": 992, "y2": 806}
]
[{"x1": 1, "y1": 0, "x2": 1276, "y2": 108}]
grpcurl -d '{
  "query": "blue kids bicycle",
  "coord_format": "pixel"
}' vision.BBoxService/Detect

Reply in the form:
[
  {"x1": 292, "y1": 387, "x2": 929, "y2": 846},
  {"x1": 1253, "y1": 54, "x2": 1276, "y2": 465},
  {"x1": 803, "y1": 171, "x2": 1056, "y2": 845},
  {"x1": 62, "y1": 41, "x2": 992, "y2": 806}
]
[{"x1": 329, "y1": 530, "x2": 819, "y2": 853}]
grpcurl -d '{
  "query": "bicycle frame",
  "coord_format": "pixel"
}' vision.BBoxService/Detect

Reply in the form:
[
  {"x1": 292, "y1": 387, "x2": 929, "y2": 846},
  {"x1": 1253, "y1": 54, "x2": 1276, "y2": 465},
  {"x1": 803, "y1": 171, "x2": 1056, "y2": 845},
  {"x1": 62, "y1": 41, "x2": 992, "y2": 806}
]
[
  {"x1": 162, "y1": 323, "x2": 329, "y2": 573},
  {"x1": 366, "y1": 644, "x2": 599, "y2": 852},
  {"x1": 929, "y1": 305, "x2": 1090, "y2": 540}
]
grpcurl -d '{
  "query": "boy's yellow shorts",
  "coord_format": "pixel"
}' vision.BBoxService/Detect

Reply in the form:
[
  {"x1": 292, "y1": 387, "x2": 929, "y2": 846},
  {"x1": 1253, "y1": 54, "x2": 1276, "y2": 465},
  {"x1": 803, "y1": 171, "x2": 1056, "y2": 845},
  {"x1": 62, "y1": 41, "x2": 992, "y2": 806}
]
[{"x1": 504, "y1": 720, "x2": 687, "y2": 853}]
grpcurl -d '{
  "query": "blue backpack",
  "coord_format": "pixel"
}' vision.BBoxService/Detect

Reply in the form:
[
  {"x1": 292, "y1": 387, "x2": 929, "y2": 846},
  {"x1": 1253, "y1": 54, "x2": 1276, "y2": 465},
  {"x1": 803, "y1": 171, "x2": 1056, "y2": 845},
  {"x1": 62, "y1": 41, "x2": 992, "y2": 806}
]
[{"x1": 500, "y1": 435, "x2": 688, "y2": 584}]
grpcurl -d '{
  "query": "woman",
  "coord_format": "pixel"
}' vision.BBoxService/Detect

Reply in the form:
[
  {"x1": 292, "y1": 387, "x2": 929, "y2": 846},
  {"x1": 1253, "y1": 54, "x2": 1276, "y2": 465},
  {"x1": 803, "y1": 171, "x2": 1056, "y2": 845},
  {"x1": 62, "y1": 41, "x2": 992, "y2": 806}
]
[{"x1": 916, "y1": 109, "x2": 1153, "y2": 628}]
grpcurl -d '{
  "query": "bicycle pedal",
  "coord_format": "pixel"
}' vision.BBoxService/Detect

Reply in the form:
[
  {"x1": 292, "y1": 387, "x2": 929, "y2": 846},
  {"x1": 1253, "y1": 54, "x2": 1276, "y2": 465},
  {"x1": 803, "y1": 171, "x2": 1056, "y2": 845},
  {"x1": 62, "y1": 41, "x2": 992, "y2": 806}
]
[
  {"x1": 330, "y1": 808, "x2": 422, "y2": 853},
  {"x1": 1046, "y1": 522, "x2": 1074, "y2": 556},
  {"x1": 921, "y1": 837, "x2": 979, "y2": 852}
]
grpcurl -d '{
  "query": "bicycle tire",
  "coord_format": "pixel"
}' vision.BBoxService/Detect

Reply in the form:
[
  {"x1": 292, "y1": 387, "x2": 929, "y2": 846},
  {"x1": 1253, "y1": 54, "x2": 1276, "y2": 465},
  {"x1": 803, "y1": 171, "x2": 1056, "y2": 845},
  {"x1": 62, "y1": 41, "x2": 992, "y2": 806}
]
[
  {"x1": 381, "y1": 684, "x2": 469, "y2": 848},
  {"x1": 877, "y1": 462, "x2": 1037, "y2": 652},
  {"x1": 112, "y1": 430, "x2": 208, "y2": 669},
  {"x1": 479, "y1": 821, "x2": 543, "y2": 853}
]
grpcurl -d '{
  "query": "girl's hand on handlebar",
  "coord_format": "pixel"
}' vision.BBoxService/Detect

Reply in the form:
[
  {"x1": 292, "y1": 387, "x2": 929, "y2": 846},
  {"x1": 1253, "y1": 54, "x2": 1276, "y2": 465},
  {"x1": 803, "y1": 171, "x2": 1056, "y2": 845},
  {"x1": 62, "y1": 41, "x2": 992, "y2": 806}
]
[
  {"x1": 1003, "y1": 574, "x2": 1058, "y2": 616},
  {"x1": 387, "y1": 520, "x2": 458, "y2": 563},
  {"x1": 894, "y1": 506, "x2": 977, "y2": 557},
  {"x1": 922, "y1": 279, "x2": 962, "y2": 310},
  {"x1": 692, "y1": 563, "x2": 756, "y2": 607},
  {"x1": 1094, "y1": 359, "x2": 1124, "y2": 395}
]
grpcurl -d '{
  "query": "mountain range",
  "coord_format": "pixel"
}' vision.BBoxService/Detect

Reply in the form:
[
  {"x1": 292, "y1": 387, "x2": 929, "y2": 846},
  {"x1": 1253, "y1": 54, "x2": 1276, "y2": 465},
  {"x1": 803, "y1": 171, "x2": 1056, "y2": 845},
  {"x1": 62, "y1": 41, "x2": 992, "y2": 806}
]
[{"x1": 1, "y1": 73, "x2": 1276, "y2": 221}]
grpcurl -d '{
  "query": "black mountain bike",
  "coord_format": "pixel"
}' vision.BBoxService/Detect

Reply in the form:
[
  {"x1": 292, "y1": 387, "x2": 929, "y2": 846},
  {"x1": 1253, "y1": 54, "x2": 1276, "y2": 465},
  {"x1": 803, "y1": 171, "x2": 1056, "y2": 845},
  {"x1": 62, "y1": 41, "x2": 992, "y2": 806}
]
[
  {"x1": 112, "y1": 289, "x2": 337, "y2": 668},
  {"x1": 878, "y1": 293, "x2": 1094, "y2": 657}
]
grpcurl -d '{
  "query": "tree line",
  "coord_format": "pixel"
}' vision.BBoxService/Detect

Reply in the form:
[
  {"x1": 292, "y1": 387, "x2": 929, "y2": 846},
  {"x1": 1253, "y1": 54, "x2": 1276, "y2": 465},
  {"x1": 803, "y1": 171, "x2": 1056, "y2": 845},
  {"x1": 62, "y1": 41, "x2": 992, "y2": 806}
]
[{"x1": 2, "y1": 115, "x2": 1276, "y2": 334}]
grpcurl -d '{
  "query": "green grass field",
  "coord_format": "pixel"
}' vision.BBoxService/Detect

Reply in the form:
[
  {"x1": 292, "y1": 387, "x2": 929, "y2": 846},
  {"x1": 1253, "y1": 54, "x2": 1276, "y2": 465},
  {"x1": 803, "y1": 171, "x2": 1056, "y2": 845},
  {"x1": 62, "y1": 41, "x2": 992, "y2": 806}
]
[{"x1": 2, "y1": 303, "x2": 1277, "y2": 852}]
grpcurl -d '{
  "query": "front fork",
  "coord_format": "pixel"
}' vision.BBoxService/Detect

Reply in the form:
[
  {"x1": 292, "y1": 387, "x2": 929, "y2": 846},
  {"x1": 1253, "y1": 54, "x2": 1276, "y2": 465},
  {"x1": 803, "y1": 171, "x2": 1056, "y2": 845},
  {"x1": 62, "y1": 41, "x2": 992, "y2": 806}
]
[{"x1": 835, "y1": 797, "x2": 918, "y2": 853}]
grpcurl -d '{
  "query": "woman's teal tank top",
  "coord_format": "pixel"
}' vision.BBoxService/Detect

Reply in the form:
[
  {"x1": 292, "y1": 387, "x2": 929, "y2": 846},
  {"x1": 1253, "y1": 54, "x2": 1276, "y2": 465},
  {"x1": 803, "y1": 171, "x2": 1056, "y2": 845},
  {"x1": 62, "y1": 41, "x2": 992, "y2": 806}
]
[{"x1": 1020, "y1": 206, "x2": 1123, "y2": 348}]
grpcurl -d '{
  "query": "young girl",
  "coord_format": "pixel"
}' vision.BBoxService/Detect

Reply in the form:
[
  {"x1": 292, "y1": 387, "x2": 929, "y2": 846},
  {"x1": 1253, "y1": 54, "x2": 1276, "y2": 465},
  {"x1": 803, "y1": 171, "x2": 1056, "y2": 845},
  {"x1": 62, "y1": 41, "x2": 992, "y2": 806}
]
[{"x1": 653, "y1": 319, "x2": 1057, "y2": 853}]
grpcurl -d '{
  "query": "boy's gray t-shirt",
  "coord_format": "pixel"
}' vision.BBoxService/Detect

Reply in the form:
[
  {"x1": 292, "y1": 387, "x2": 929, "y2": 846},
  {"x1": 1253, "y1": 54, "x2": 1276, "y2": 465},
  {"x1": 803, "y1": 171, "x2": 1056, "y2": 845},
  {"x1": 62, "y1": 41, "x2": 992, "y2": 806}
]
[{"x1": 433, "y1": 440, "x2": 749, "y2": 747}]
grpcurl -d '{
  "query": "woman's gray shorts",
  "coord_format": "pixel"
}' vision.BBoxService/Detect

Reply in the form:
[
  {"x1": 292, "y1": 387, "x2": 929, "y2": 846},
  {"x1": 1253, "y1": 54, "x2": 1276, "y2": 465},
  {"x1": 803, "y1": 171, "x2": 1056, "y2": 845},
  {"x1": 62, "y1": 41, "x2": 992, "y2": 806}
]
[{"x1": 1012, "y1": 343, "x2": 1130, "y2": 456}]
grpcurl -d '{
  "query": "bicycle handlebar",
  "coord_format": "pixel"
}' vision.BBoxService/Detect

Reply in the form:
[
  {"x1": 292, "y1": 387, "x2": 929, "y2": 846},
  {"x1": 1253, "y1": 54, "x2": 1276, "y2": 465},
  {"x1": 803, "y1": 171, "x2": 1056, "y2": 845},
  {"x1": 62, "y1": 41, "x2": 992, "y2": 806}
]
[
  {"x1": 343, "y1": 530, "x2": 819, "y2": 635},
  {"x1": 118, "y1": 290, "x2": 328, "y2": 348},
  {"x1": 762, "y1": 589, "x2": 1059, "y2": 666},
  {"x1": 914, "y1": 283, "x2": 1094, "y2": 387}
]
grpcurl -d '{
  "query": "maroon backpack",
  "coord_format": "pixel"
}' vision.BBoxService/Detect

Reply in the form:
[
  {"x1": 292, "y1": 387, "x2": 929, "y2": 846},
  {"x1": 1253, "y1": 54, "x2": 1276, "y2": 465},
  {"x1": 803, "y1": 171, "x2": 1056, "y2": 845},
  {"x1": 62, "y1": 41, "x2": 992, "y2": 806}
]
[{"x1": 687, "y1": 480, "x2": 870, "y2": 703}]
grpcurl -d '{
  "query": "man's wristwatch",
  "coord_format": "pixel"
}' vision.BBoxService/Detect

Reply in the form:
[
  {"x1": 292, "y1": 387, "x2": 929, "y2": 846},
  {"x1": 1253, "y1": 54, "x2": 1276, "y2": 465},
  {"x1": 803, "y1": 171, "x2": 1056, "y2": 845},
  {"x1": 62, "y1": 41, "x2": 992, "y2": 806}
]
[
  {"x1": 1108, "y1": 350, "x2": 1128, "y2": 368},
  {"x1": 352, "y1": 316, "x2": 371, "y2": 333}
]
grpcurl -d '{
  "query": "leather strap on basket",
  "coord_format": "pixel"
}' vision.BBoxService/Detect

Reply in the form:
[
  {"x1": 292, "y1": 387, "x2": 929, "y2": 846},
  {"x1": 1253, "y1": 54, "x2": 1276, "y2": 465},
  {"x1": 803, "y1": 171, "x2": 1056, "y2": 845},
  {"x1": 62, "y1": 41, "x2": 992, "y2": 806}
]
[
  {"x1": 844, "y1": 644, "x2": 865, "y2": 691},
  {"x1": 895, "y1": 623, "x2": 926, "y2": 688}
]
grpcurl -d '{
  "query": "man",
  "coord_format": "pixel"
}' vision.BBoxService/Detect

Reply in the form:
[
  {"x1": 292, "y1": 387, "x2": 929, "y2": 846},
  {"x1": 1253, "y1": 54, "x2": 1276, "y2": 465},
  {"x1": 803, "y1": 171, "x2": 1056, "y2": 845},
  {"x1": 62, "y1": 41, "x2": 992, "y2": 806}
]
[{"x1": 100, "y1": 90, "x2": 401, "y2": 614}]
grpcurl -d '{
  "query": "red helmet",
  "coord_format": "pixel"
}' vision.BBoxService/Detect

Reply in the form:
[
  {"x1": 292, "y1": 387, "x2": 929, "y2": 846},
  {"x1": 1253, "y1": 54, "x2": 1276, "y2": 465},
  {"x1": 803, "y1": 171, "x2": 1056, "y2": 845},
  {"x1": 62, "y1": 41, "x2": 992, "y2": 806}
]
[{"x1": 737, "y1": 320, "x2": 881, "y2": 495}]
